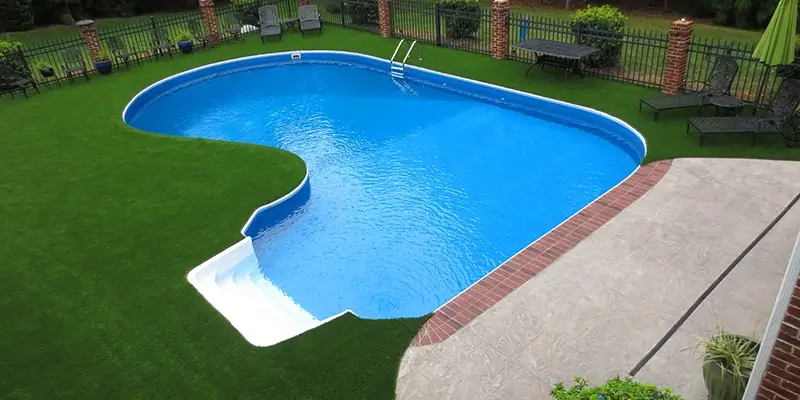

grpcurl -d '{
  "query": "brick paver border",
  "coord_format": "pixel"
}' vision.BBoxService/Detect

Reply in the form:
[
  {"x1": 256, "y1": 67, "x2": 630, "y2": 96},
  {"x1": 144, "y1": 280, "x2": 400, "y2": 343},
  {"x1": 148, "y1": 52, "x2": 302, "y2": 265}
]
[{"x1": 412, "y1": 160, "x2": 673, "y2": 346}]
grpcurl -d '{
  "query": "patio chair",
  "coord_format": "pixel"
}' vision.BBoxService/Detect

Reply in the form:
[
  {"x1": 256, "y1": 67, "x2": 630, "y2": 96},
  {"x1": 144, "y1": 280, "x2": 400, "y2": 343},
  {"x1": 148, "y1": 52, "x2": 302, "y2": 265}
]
[
  {"x1": 151, "y1": 26, "x2": 174, "y2": 59},
  {"x1": 0, "y1": 64, "x2": 39, "y2": 99},
  {"x1": 61, "y1": 48, "x2": 90, "y2": 84},
  {"x1": 639, "y1": 55, "x2": 739, "y2": 121},
  {"x1": 189, "y1": 19, "x2": 213, "y2": 49},
  {"x1": 258, "y1": 5, "x2": 282, "y2": 42},
  {"x1": 686, "y1": 78, "x2": 800, "y2": 146},
  {"x1": 107, "y1": 37, "x2": 139, "y2": 69},
  {"x1": 224, "y1": 14, "x2": 244, "y2": 41},
  {"x1": 298, "y1": 5, "x2": 322, "y2": 36}
]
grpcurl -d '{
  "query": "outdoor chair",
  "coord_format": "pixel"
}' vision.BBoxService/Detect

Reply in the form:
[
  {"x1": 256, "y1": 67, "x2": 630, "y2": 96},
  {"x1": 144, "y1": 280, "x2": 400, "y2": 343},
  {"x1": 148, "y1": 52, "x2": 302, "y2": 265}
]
[
  {"x1": 258, "y1": 5, "x2": 282, "y2": 42},
  {"x1": 224, "y1": 14, "x2": 244, "y2": 41},
  {"x1": 189, "y1": 19, "x2": 213, "y2": 49},
  {"x1": 151, "y1": 26, "x2": 174, "y2": 59},
  {"x1": 298, "y1": 5, "x2": 322, "y2": 36},
  {"x1": 639, "y1": 55, "x2": 739, "y2": 121},
  {"x1": 0, "y1": 64, "x2": 39, "y2": 99},
  {"x1": 107, "y1": 37, "x2": 139, "y2": 69},
  {"x1": 61, "y1": 48, "x2": 90, "y2": 83},
  {"x1": 686, "y1": 78, "x2": 800, "y2": 147}
]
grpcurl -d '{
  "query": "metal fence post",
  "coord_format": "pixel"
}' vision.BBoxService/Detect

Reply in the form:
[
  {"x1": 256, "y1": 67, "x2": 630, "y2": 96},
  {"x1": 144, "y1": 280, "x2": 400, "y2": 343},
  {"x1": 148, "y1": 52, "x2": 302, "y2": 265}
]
[
  {"x1": 341, "y1": 0, "x2": 347, "y2": 26},
  {"x1": 434, "y1": 2, "x2": 441, "y2": 46}
]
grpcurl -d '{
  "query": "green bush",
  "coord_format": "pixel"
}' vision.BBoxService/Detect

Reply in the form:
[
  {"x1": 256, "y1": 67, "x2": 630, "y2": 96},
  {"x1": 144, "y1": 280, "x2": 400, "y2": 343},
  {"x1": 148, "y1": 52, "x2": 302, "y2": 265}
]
[
  {"x1": 232, "y1": 0, "x2": 259, "y2": 26},
  {"x1": 707, "y1": 0, "x2": 780, "y2": 30},
  {"x1": 551, "y1": 377, "x2": 684, "y2": 400},
  {"x1": 439, "y1": 0, "x2": 481, "y2": 40},
  {"x1": 0, "y1": 38, "x2": 23, "y2": 56},
  {"x1": 0, "y1": 0, "x2": 35, "y2": 31},
  {"x1": 347, "y1": 0, "x2": 378, "y2": 26},
  {"x1": 570, "y1": 5, "x2": 626, "y2": 69}
]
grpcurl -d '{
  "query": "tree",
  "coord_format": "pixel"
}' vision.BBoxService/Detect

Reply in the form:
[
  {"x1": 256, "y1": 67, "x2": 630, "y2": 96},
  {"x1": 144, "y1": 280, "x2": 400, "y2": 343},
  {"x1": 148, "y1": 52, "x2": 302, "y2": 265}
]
[{"x1": 0, "y1": 0, "x2": 35, "y2": 31}]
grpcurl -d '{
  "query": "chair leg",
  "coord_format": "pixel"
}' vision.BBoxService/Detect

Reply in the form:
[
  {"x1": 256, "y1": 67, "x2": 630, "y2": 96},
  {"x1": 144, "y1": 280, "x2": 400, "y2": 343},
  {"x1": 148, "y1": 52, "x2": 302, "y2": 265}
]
[
  {"x1": 654, "y1": 111, "x2": 659, "y2": 122},
  {"x1": 699, "y1": 135, "x2": 705, "y2": 147},
  {"x1": 638, "y1": 102, "x2": 642, "y2": 112},
  {"x1": 752, "y1": 133, "x2": 756, "y2": 147},
  {"x1": 22, "y1": 89, "x2": 28, "y2": 99}
]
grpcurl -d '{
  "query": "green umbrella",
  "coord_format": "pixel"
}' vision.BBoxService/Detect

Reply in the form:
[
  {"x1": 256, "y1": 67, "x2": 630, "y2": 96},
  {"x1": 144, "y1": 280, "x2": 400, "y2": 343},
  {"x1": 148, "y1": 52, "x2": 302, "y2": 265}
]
[{"x1": 753, "y1": 0, "x2": 798, "y2": 67}]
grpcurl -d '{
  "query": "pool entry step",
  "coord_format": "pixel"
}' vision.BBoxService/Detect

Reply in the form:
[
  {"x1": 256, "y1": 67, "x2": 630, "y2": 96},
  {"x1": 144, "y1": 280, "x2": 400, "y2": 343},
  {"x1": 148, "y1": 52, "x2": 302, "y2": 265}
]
[{"x1": 389, "y1": 39, "x2": 418, "y2": 79}]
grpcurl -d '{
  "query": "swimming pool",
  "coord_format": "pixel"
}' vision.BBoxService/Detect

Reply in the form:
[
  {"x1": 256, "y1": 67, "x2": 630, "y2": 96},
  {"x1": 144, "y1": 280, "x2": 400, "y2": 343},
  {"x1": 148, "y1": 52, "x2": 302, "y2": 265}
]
[{"x1": 124, "y1": 51, "x2": 645, "y2": 345}]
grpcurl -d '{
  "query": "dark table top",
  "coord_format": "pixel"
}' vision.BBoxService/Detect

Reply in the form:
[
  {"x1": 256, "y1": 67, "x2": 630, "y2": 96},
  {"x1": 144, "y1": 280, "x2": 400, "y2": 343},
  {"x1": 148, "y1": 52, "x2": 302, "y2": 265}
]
[{"x1": 512, "y1": 39, "x2": 600, "y2": 60}]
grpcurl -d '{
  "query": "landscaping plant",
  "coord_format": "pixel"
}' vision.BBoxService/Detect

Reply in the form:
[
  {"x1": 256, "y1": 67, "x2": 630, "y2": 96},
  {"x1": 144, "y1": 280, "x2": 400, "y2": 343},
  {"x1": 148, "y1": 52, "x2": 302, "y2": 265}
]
[
  {"x1": 348, "y1": 0, "x2": 379, "y2": 27},
  {"x1": 551, "y1": 376, "x2": 683, "y2": 400},
  {"x1": 439, "y1": 0, "x2": 481, "y2": 40},
  {"x1": 173, "y1": 28, "x2": 193, "y2": 44},
  {"x1": 570, "y1": 5, "x2": 626, "y2": 69},
  {"x1": 698, "y1": 327, "x2": 760, "y2": 400}
]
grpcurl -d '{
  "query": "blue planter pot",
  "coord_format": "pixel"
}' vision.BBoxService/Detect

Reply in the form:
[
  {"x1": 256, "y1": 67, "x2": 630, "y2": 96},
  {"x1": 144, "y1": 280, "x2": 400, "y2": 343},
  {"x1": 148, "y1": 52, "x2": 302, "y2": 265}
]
[
  {"x1": 178, "y1": 41, "x2": 193, "y2": 54},
  {"x1": 95, "y1": 60, "x2": 113, "y2": 75}
]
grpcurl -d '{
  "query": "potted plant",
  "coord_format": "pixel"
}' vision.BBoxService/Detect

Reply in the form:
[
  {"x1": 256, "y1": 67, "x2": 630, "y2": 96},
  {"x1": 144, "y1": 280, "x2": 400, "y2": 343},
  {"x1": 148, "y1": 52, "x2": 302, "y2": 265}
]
[
  {"x1": 174, "y1": 29, "x2": 194, "y2": 54},
  {"x1": 35, "y1": 61, "x2": 55, "y2": 78},
  {"x1": 698, "y1": 327, "x2": 760, "y2": 400},
  {"x1": 94, "y1": 49, "x2": 113, "y2": 75}
]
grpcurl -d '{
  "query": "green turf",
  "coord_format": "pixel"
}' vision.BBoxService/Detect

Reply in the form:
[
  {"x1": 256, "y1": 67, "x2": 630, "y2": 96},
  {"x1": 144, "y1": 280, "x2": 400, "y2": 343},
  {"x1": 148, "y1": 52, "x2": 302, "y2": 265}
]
[{"x1": 2, "y1": 26, "x2": 799, "y2": 400}]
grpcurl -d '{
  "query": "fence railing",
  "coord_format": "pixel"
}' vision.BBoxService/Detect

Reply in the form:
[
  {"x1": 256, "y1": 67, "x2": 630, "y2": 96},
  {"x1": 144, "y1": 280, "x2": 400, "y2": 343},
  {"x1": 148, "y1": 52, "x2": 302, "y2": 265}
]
[
  {"x1": 509, "y1": 14, "x2": 670, "y2": 88},
  {"x1": 0, "y1": 0, "x2": 778, "y2": 104}
]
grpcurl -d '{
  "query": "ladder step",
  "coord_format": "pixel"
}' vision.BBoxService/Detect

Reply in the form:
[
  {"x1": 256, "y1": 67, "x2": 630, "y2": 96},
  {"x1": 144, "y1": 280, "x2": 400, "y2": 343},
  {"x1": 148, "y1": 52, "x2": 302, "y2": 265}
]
[
  {"x1": 391, "y1": 66, "x2": 404, "y2": 71},
  {"x1": 391, "y1": 73, "x2": 404, "y2": 78}
]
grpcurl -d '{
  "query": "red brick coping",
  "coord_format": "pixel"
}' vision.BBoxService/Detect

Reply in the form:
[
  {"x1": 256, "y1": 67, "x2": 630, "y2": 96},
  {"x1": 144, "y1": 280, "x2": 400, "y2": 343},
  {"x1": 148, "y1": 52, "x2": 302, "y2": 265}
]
[{"x1": 412, "y1": 160, "x2": 673, "y2": 346}]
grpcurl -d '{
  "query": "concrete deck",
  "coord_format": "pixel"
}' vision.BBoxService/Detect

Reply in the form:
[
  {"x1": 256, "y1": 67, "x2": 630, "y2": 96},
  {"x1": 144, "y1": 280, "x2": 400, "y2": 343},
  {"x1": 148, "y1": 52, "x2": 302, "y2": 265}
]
[{"x1": 396, "y1": 158, "x2": 800, "y2": 400}]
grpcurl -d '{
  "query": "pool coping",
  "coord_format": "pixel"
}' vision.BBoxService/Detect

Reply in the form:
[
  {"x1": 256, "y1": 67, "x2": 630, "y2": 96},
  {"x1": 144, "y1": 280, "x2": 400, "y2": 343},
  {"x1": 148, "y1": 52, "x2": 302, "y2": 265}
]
[{"x1": 411, "y1": 159, "x2": 673, "y2": 346}]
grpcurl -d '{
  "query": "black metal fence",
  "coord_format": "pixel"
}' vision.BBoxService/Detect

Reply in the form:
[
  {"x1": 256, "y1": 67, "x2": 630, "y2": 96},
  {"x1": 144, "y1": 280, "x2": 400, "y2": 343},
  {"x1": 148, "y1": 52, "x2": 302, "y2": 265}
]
[
  {"x1": 0, "y1": 0, "x2": 776, "y2": 103},
  {"x1": 509, "y1": 14, "x2": 670, "y2": 88}
]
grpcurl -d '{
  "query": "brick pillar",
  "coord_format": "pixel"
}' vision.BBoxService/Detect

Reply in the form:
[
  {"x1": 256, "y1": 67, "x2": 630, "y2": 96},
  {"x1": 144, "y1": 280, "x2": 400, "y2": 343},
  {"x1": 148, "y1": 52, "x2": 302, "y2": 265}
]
[
  {"x1": 297, "y1": 0, "x2": 309, "y2": 6},
  {"x1": 199, "y1": 0, "x2": 221, "y2": 45},
  {"x1": 76, "y1": 20, "x2": 102, "y2": 62},
  {"x1": 756, "y1": 275, "x2": 800, "y2": 400},
  {"x1": 378, "y1": 0, "x2": 392, "y2": 38},
  {"x1": 491, "y1": 0, "x2": 510, "y2": 60},
  {"x1": 662, "y1": 19, "x2": 693, "y2": 95}
]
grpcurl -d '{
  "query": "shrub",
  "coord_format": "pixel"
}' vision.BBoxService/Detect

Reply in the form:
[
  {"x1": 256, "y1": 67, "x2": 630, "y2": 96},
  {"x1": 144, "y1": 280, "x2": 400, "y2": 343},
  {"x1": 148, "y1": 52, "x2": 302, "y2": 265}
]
[
  {"x1": 326, "y1": 2, "x2": 342, "y2": 14},
  {"x1": 439, "y1": 0, "x2": 481, "y2": 40},
  {"x1": 551, "y1": 376, "x2": 684, "y2": 400},
  {"x1": 570, "y1": 5, "x2": 626, "y2": 69},
  {"x1": 0, "y1": 0, "x2": 35, "y2": 31},
  {"x1": 347, "y1": 0, "x2": 378, "y2": 26},
  {"x1": 232, "y1": 0, "x2": 259, "y2": 26},
  {"x1": 173, "y1": 28, "x2": 193, "y2": 43},
  {"x1": 0, "y1": 37, "x2": 23, "y2": 56},
  {"x1": 707, "y1": 0, "x2": 780, "y2": 30}
]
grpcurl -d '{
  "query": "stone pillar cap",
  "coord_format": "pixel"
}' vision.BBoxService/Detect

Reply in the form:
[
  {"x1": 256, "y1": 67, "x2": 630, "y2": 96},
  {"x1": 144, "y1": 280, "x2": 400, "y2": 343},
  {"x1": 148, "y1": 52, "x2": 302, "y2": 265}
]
[
  {"x1": 494, "y1": 0, "x2": 509, "y2": 3},
  {"x1": 76, "y1": 19, "x2": 95, "y2": 26}
]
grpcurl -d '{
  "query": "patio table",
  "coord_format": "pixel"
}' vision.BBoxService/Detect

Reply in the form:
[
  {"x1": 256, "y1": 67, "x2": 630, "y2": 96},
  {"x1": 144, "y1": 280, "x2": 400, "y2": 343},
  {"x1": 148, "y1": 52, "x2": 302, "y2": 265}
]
[{"x1": 512, "y1": 39, "x2": 600, "y2": 78}]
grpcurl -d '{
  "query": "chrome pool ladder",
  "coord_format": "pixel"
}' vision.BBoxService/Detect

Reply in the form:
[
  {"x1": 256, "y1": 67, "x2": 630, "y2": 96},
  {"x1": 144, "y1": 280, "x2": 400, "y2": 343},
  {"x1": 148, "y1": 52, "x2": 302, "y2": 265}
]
[{"x1": 390, "y1": 39, "x2": 418, "y2": 79}]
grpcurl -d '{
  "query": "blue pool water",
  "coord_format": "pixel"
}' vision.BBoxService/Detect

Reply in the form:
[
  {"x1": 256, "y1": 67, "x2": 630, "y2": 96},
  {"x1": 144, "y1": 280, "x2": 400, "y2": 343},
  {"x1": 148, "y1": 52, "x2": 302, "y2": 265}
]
[{"x1": 127, "y1": 54, "x2": 643, "y2": 320}]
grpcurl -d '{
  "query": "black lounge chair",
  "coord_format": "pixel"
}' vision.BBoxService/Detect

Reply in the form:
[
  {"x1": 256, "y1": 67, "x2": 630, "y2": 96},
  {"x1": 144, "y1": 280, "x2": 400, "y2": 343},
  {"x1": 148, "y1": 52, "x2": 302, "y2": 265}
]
[
  {"x1": 639, "y1": 55, "x2": 739, "y2": 121},
  {"x1": 259, "y1": 5, "x2": 282, "y2": 42},
  {"x1": 0, "y1": 64, "x2": 39, "y2": 99},
  {"x1": 107, "y1": 36, "x2": 139, "y2": 69},
  {"x1": 61, "y1": 48, "x2": 90, "y2": 83},
  {"x1": 686, "y1": 78, "x2": 800, "y2": 146},
  {"x1": 299, "y1": 5, "x2": 322, "y2": 36},
  {"x1": 151, "y1": 26, "x2": 174, "y2": 59},
  {"x1": 189, "y1": 19, "x2": 213, "y2": 49}
]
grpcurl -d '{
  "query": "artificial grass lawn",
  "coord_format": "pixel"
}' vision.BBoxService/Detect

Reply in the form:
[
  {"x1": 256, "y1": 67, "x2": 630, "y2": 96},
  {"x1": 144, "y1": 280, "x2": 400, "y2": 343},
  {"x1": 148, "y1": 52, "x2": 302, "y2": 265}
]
[{"x1": 2, "y1": 26, "x2": 799, "y2": 399}]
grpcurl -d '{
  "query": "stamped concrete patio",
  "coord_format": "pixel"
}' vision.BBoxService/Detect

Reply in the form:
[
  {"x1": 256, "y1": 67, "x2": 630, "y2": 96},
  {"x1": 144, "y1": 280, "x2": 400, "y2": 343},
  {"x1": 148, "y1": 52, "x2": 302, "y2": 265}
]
[{"x1": 396, "y1": 157, "x2": 800, "y2": 400}]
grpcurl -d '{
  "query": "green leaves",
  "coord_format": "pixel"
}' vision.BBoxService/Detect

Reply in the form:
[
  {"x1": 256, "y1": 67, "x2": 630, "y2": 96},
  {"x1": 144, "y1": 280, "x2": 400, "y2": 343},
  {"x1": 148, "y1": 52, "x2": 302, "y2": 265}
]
[
  {"x1": 551, "y1": 376, "x2": 684, "y2": 400},
  {"x1": 570, "y1": 5, "x2": 626, "y2": 69}
]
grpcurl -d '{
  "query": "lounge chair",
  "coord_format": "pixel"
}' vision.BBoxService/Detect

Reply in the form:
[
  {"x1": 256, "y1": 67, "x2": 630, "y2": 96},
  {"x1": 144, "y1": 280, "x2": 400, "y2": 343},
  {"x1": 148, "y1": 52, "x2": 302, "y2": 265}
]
[
  {"x1": 61, "y1": 48, "x2": 90, "y2": 83},
  {"x1": 151, "y1": 26, "x2": 174, "y2": 59},
  {"x1": 686, "y1": 78, "x2": 800, "y2": 146},
  {"x1": 299, "y1": 5, "x2": 322, "y2": 36},
  {"x1": 258, "y1": 5, "x2": 282, "y2": 42},
  {"x1": 639, "y1": 55, "x2": 739, "y2": 121},
  {"x1": 108, "y1": 37, "x2": 139, "y2": 69},
  {"x1": 0, "y1": 64, "x2": 39, "y2": 99},
  {"x1": 189, "y1": 19, "x2": 213, "y2": 49}
]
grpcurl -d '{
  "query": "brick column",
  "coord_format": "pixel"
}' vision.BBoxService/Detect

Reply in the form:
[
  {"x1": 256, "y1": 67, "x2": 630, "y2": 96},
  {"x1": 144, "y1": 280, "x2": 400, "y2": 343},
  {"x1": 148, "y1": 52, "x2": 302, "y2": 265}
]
[
  {"x1": 378, "y1": 0, "x2": 392, "y2": 38},
  {"x1": 661, "y1": 19, "x2": 693, "y2": 95},
  {"x1": 199, "y1": 0, "x2": 221, "y2": 45},
  {"x1": 490, "y1": 0, "x2": 510, "y2": 60},
  {"x1": 76, "y1": 20, "x2": 102, "y2": 62},
  {"x1": 297, "y1": 0, "x2": 309, "y2": 6},
  {"x1": 756, "y1": 275, "x2": 800, "y2": 400}
]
